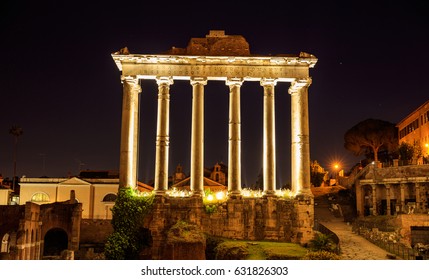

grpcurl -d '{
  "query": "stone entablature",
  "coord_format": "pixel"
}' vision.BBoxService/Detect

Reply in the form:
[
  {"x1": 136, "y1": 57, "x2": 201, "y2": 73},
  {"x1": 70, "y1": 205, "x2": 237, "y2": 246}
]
[{"x1": 112, "y1": 53, "x2": 317, "y2": 82}]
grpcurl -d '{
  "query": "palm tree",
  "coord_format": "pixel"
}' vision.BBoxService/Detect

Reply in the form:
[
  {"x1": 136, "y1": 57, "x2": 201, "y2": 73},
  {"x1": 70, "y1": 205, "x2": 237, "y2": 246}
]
[{"x1": 9, "y1": 125, "x2": 23, "y2": 191}]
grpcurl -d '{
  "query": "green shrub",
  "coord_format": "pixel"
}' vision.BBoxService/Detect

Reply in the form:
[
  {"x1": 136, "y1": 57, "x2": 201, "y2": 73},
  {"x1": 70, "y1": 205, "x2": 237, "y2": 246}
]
[
  {"x1": 309, "y1": 232, "x2": 337, "y2": 253},
  {"x1": 104, "y1": 188, "x2": 154, "y2": 260},
  {"x1": 215, "y1": 242, "x2": 249, "y2": 260}
]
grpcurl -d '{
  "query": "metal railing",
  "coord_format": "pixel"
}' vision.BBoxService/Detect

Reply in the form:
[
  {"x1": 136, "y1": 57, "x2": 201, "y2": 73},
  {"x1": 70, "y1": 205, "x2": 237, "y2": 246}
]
[{"x1": 353, "y1": 221, "x2": 428, "y2": 260}]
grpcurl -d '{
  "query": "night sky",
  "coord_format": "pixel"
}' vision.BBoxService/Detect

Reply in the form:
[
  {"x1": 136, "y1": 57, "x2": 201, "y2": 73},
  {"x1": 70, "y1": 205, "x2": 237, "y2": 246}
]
[{"x1": 1, "y1": 0, "x2": 428, "y2": 186}]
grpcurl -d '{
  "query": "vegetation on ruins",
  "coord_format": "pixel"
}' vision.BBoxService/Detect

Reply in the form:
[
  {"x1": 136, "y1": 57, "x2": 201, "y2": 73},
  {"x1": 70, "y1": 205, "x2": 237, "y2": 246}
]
[
  {"x1": 302, "y1": 232, "x2": 340, "y2": 260},
  {"x1": 301, "y1": 250, "x2": 340, "y2": 260},
  {"x1": 308, "y1": 232, "x2": 337, "y2": 253},
  {"x1": 310, "y1": 171, "x2": 325, "y2": 187},
  {"x1": 397, "y1": 141, "x2": 419, "y2": 164},
  {"x1": 104, "y1": 187, "x2": 154, "y2": 259},
  {"x1": 202, "y1": 189, "x2": 226, "y2": 214},
  {"x1": 205, "y1": 236, "x2": 308, "y2": 260},
  {"x1": 344, "y1": 118, "x2": 398, "y2": 162},
  {"x1": 167, "y1": 220, "x2": 206, "y2": 243}
]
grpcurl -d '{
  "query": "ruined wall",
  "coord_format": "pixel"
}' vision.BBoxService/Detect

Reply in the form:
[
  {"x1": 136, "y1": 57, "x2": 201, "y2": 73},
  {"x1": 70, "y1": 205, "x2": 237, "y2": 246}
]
[
  {"x1": 80, "y1": 219, "x2": 113, "y2": 244},
  {"x1": 76, "y1": 219, "x2": 113, "y2": 259},
  {"x1": 394, "y1": 214, "x2": 429, "y2": 246},
  {"x1": 147, "y1": 195, "x2": 314, "y2": 259}
]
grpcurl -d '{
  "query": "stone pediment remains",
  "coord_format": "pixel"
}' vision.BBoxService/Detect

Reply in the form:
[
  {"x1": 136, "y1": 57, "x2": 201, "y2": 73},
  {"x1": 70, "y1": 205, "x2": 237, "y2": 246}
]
[{"x1": 166, "y1": 30, "x2": 250, "y2": 56}]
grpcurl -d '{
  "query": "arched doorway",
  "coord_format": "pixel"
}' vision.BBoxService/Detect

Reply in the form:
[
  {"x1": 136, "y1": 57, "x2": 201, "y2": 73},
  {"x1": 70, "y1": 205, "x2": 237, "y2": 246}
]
[
  {"x1": 43, "y1": 228, "x2": 68, "y2": 258},
  {"x1": 1, "y1": 233, "x2": 10, "y2": 253}
]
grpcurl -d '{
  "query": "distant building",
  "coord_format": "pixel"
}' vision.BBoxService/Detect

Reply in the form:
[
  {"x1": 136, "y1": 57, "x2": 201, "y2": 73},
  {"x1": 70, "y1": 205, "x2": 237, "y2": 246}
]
[
  {"x1": 170, "y1": 162, "x2": 228, "y2": 193},
  {"x1": 18, "y1": 170, "x2": 153, "y2": 220},
  {"x1": 397, "y1": 99, "x2": 429, "y2": 163}
]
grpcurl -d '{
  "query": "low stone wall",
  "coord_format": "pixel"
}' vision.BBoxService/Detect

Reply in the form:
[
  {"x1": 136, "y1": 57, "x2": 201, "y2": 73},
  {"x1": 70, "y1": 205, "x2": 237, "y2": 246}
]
[
  {"x1": 77, "y1": 219, "x2": 113, "y2": 259},
  {"x1": 394, "y1": 214, "x2": 429, "y2": 246},
  {"x1": 147, "y1": 195, "x2": 314, "y2": 259},
  {"x1": 80, "y1": 219, "x2": 113, "y2": 244}
]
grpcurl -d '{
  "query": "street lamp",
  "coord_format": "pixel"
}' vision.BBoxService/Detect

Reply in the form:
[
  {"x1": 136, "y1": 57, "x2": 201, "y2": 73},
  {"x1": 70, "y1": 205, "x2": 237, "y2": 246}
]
[{"x1": 333, "y1": 163, "x2": 340, "y2": 186}]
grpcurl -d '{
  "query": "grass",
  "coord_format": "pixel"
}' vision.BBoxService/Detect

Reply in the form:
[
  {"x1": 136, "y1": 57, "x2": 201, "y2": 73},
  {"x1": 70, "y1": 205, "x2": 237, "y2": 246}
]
[{"x1": 211, "y1": 238, "x2": 308, "y2": 260}]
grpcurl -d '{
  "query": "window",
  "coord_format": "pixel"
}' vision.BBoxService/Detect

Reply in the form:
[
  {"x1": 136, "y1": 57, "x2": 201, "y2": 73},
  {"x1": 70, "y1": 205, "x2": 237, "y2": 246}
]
[
  {"x1": 102, "y1": 193, "x2": 117, "y2": 202},
  {"x1": 31, "y1": 192, "x2": 50, "y2": 203}
]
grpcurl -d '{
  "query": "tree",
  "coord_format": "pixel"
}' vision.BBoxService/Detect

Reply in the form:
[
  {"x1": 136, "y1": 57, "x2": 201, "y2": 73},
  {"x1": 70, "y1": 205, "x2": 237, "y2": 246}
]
[
  {"x1": 397, "y1": 142, "x2": 414, "y2": 164},
  {"x1": 9, "y1": 125, "x2": 23, "y2": 191},
  {"x1": 311, "y1": 171, "x2": 325, "y2": 187},
  {"x1": 344, "y1": 119, "x2": 397, "y2": 162}
]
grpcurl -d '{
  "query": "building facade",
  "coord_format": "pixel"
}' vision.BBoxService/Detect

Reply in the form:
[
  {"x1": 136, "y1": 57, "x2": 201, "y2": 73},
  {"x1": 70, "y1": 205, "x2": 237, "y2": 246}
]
[
  {"x1": 19, "y1": 177, "x2": 120, "y2": 220},
  {"x1": 397, "y1": 99, "x2": 429, "y2": 162}
]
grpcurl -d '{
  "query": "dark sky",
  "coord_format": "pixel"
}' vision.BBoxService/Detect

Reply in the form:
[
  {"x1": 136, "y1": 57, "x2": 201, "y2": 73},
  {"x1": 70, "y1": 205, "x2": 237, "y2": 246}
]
[{"x1": 1, "y1": 0, "x2": 428, "y2": 186}]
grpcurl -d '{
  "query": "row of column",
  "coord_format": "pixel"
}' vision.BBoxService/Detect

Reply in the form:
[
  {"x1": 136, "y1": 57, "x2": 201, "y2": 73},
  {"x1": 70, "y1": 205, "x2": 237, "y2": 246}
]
[
  {"x1": 358, "y1": 183, "x2": 428, "y2": 216},
  {"x1": 119, "y1": 76, "x2": 312, "y2": 198}
]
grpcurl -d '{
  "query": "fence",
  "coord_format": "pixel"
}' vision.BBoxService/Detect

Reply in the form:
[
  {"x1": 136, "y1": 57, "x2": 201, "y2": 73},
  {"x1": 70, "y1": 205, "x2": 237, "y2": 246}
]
[{"x1": 353, "y1": 220, "x2": 428, "y2": 260}]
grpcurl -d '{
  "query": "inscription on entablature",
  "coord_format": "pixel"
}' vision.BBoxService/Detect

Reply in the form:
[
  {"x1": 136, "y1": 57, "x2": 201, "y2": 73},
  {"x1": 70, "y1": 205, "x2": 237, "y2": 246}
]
[{"x1": 122, "y1": 64, "x2": 308, "y2": 80}]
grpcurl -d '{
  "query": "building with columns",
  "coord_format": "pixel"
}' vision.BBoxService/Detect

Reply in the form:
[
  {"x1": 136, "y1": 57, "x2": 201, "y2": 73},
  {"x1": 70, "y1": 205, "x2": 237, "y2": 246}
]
[
  {"x1": 111, "y1": 31, "x2": 318, "y2": 257},
  {"x1": 112, "y1": 30, "x2": 317, "y2": 198}
]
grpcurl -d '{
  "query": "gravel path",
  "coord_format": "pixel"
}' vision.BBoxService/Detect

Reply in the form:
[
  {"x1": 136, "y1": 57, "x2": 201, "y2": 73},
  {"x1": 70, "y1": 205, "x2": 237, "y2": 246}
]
[{"x1": 315, "y1": 206, "x2": 393, "y2": 260}]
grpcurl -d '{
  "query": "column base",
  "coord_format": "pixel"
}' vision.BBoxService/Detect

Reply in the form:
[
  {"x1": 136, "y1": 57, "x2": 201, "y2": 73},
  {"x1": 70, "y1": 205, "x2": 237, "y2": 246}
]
[
  {"x1": 228, "y1": 191, "x2": 242, "y2": 199},
  {"x1": 263, "y1": 190, "x2": 276, "y2": 197},
  {"x1": 294, "y1": 190, "x2": 314, "y2": 201},
  {"x1": 155, "y1": 190, "x2": 167, "y2": 196},
  {"x1": 192, "y1": 191, "x2": 204, "y2": 198}
]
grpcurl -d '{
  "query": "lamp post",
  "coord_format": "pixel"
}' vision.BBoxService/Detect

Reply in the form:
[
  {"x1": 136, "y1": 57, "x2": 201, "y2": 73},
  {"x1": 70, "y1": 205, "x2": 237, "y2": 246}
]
[{"x1": 333, "y1": 163, "x2": 340, "y2": 186}]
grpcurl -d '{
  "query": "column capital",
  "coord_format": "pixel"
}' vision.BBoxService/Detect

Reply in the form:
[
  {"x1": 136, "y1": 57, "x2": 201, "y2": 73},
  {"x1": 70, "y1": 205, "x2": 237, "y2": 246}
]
[
  {"x1": 226, "y1": 77, "x2": 243, "y2": 87},
  {"x1": 288, "y1": 78, "x2": 312, "y2": 94},
  {"x1": 156, "y1": 76, "x2": 174, "y2": 86},
  {"x1": 121, "y1": 76, "x2": 141, "y2": 93},
  {"x1": 260, "y1": 78, "x2": 277, "y2": 87},
  {"x1": 190, "y1": 77, "x2": 207, "y2": 85}
]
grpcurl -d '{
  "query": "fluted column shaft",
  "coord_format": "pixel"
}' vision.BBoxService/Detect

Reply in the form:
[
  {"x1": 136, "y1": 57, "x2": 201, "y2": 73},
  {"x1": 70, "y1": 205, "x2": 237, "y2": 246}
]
[
  {"x1": 289, "y1": 78, "x2": 312, "y2": 197},
  {"x1": 227, "y1": 78, "x2": 243, "y2": 197},
  {"x1": 154, "y1": 77, "x2": 174, "y2": 194},
  {"x1": 261, "y1": 79, "x2": 277, "y2": 196},
  {"x1": 190, "y1": 77, "x2": 207, "y2": 196},
  {"x1": 119, "y1": 76, "x2": 141, "y2": 189}
]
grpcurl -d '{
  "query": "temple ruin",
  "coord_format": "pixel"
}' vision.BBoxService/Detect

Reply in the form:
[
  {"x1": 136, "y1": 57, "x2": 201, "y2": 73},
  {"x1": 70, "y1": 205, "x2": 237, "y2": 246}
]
[{"x1": 112, "y1": 30, "x2": 318, "y2": 259}]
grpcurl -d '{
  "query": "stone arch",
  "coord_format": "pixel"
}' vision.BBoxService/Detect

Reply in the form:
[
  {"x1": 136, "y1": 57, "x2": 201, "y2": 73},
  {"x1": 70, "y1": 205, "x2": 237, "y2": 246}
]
[{"x1": 43, "y1": 228, "x2": 68, "y2": 258}]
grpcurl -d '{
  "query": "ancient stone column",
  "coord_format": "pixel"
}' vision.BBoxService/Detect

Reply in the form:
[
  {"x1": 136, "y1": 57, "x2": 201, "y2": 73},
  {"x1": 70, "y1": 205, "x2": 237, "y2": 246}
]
[
  {"x1": 372, "y1": 184, "x2": 377, "y2": 215},
  {"x1": 386, "y1": 184, "x2": 391, "y2": 215},
  {"x1": 415, "y1": 183, "x2": 421, "y2": 212},
  {"x1": 226, "y1": 78, "x2": 243, "y2": 198},
  {"x1": 154, "y1": 77, "x2": 174, "y2": 194},
  {"x1": 400, "y1": 183, "x2": 406, "y2": 213},
  {"x1": 119, "y1": 76, "x2": 141, "y2": 189},
  {"x1": 190, "y1": 77, "x2": 207, "y2": 196},
  {"x1": 261, "y1": 78, "x2": 277, "y2": 196},
  {"x1": 289, "y1": 78, "x2": 312, "y2": 197}
]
